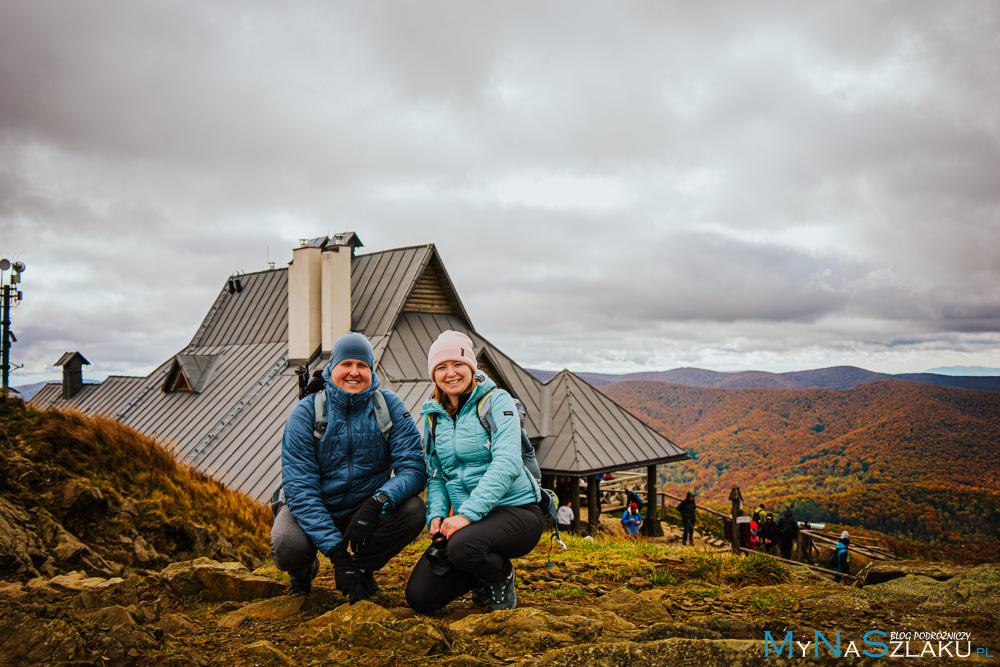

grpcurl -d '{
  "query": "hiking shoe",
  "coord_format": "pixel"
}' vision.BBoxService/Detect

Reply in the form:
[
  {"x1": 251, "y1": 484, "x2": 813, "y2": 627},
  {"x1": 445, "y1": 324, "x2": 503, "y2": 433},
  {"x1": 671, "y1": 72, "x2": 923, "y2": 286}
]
[
  {"x1": 487, "y1": 567, "x2": 517, "y2": 611},
  {"x1": 287, "y1": 577, "x2": 311, "y2": 597},
  {"x1": 287, "y1": 555, "x2": 320, "y2": 597},
  {"x1": 469, "y1": 580, "x2": 491, "y2": 607}
]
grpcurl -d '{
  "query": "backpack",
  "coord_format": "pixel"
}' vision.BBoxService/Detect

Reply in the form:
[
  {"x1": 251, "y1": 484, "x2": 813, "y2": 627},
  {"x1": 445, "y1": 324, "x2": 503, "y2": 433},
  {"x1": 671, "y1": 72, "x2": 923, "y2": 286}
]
[
  {"x1": 313, "y1": 388, "x2": 393, "y2": 443},
  {"x1": 425, "y1": 386, "x2": 563, "y2": 555},
  {"x1": 271, "y1": 389, "x2": 394, "y2": 506}
]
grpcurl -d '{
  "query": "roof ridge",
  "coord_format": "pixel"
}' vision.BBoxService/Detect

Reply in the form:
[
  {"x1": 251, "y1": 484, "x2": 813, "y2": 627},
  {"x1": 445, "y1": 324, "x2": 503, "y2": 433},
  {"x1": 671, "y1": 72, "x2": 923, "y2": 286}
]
[{"x1": 356, "y1": 243, "x2": 434, "y2": 257}]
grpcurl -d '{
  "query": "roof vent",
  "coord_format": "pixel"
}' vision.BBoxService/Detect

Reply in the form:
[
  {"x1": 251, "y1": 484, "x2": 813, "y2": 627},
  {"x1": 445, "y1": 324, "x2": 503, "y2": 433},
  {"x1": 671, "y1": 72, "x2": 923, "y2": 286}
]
[
  {"x1": 327, "y1": 232, "x2": 364, "y2": 255},
  {"x1": 54, "y1": 351, "x2": 90, "y2": 400}
]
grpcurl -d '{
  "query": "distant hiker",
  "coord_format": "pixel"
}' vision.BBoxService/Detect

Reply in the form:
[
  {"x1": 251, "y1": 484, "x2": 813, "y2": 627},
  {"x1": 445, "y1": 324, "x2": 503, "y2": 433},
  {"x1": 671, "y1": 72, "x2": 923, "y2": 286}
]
[
  {"x1": 271, "y1": 333, "x2": 428, "y2": 602},
  {"x1": 406, "y1": 331, "x2": 544, "y2": 613},
  {"x1": 621, "y1": 502, "x2": 643, "y2": 537},
  {"x1": 677, "y1": 491, "x2": 697, "y2": 546},
  {"x1": 831, "y1": 531, "x2": 851, "y2": 581},
  {"x1": 777, "y1": 509, "x2": 799, "y2": 559},
  {"x1": 555, "y1": 477, "x2": 571, "y2": 507},
  {"x1": 749, "y1": 520, "x2": 759, "y2": 551},
  {"x1": 626, "y1": 488, "x2": 644, "y2": 511},
  {"x1": 594, "y1": 473, "x2": 613, "y2": 516},
  {"x1": 760, "y1": 513, "x2": 779, "y2": 555},
  {"x1": 556, "y1": 501, "x2": 574, "y2": 534},
  {"x1": 752, "y1": 503, "x2": 767, "y2": 525}
]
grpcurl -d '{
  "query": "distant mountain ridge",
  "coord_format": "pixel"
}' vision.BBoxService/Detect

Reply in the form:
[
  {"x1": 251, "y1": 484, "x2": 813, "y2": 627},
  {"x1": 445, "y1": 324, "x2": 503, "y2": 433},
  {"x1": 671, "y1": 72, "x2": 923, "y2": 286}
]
[
  {"x1": 528, "y1": 365, "x2": 1000, "y2": 392},
  {"x1": 8, "y1": 381, "x2": 52, "y2": 401}
]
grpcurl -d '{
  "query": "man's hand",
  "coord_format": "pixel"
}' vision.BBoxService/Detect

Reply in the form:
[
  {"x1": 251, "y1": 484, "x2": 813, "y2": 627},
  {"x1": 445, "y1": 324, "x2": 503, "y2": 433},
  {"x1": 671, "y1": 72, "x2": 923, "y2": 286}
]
[
  {"x1": 326, "y1": 545, "x2": 366, "y2": 604},
  {"x1": 429, "y1": 517, "x2": 443, "y2": 536},
  {"x1": 344, "y1": 496, "x2": 384, "y2": 554},
  {"x1": 440, "y1": 514, "x2": 471, "y2": 539}
]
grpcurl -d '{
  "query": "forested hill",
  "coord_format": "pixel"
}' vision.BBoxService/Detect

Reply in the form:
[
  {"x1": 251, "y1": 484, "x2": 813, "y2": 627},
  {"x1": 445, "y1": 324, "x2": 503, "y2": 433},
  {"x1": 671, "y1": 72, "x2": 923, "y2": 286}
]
[
  {"x1": 604, "y1": 379, "x2": 1000, "y2": 564},
  {"x1": 530, "y1": 365, "x2": 1000, "y2": 392}
]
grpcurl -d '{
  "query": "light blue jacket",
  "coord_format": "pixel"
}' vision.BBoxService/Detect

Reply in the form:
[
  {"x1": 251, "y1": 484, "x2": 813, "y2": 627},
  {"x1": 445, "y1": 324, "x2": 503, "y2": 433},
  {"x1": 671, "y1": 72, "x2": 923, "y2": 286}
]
[
  {"x1": 421, "y1": 373, "x2": 538, "y2": 526},
  {"x1": 281, "y1": 363, "x2": 427, "y2": 555}
]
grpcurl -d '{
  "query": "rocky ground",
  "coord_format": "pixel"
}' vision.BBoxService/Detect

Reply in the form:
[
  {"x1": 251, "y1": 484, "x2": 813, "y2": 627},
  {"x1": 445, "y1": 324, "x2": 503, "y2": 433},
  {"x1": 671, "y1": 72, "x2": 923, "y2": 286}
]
[
  {"x1": 1, "y1": 530, "x2": 998, "y2": 667},
  {"x1": 2, "y1": 400, "x2": 998, "y2": 666}
]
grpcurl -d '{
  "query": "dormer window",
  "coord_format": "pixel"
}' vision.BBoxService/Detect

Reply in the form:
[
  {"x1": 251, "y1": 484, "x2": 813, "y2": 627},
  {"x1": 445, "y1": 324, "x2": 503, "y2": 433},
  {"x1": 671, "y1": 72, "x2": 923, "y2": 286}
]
[
  {"x1": 162, "y1": 353, "x2": 219, "y2": 394},
  {"x1": 170, "y1": 373, "x2": 193, "y2": 392}
]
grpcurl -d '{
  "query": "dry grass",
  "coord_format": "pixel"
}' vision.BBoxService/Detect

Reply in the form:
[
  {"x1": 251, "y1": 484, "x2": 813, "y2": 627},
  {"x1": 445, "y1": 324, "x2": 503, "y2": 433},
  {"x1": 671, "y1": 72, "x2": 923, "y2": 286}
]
[{"x1": 27, "y1": 407, "x2": 271, "y2": 559}]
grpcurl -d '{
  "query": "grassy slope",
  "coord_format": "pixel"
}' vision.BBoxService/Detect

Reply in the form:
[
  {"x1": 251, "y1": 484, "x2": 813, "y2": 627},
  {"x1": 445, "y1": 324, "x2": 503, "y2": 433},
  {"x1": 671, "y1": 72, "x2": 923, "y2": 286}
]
[{"x1": 0, "y1": 396, "x2": 271, "y2": 565}]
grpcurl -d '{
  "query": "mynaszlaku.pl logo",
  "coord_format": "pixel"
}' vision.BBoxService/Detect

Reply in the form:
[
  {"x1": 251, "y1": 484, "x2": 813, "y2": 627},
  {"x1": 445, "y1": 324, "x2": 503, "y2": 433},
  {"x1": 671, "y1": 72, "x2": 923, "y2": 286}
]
[{"x1": 764, "y1": 630, "x2": 995, "y2": 660}]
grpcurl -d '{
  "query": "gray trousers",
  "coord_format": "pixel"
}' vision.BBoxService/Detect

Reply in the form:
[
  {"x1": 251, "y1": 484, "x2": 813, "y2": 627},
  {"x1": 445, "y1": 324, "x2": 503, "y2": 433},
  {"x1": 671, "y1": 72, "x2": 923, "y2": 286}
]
[{"x1": 270, "y1": 495, "x2": 426, "y2": 583}]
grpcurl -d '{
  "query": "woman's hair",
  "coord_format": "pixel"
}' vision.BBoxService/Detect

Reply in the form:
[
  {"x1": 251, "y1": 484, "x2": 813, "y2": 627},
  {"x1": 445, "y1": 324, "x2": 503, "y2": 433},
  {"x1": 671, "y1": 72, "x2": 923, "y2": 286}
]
[{"x1": 432, "y1": 373, "x2": 477, "y2": 418}]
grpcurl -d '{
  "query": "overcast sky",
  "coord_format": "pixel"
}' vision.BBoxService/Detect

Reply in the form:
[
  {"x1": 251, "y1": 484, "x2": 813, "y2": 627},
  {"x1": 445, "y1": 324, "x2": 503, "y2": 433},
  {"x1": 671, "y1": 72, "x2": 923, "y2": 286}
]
[{"x1": 3, "y1": 1, "x2": 999, "y2": 386}]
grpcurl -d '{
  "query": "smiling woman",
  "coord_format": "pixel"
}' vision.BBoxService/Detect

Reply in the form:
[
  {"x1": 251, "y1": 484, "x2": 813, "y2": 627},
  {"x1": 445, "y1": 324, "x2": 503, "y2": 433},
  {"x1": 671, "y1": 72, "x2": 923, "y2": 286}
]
[{"x1": 405, "y1": 330, "x2": 544, "y2": 614}]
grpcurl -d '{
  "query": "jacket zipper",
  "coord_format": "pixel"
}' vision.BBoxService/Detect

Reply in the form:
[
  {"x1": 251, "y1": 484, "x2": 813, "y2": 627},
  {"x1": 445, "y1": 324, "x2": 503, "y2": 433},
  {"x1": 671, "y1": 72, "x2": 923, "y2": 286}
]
[{"x1": 345, "y1": 396, "x2": 354, "y2": 503}]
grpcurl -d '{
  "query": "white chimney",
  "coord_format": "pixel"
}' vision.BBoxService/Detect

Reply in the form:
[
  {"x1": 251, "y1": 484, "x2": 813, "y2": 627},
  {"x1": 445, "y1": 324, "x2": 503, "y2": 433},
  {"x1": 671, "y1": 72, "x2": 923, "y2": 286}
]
[
  {"x1": 287, "y1": 238, "x2": 324, "y2": 364},
  {"x1": 321, "y1": 243, "x2": 353, "y2": 354}
]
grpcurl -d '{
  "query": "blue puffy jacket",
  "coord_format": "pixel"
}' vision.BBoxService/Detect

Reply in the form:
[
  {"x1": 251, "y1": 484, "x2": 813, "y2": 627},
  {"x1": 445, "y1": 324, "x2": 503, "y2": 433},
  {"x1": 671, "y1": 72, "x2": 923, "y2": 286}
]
[
  {"x1": 421, "y1": 373, "x2": 539, "y2": 527},
  {"x1": 281, "y1": 363, "x2": 427, "y2": 555}
]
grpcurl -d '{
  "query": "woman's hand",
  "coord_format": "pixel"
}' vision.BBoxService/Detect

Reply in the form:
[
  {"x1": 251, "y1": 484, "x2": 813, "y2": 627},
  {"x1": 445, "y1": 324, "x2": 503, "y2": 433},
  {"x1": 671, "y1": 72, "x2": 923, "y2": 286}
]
[
  {"x1": 440, "y1": 514, "x2": 471, "y2": 539},
  {"x1": 429, "y1": 517, "x2": 443, "y2": 537}
]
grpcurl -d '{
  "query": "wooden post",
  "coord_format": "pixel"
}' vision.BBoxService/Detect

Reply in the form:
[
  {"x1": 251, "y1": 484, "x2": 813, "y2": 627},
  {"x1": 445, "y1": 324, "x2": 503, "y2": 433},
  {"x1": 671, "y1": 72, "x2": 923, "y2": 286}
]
[
  {"x1": 660, "y1": 490, "x2": 668, "y2": 523},
  {"x1": 641, "y1": 465, "x2": 663, "y2": 536},
  {"x1": 541, "y1": 474, "x2": 554, "y2": 492},
  {"x1": 728, "y1": 484, "x2": 743, "y2": 554},
  {"x1": 569, "y1": 476, "x2": 581, "y2": 534},
  {"x1": 587, "y1": 475, "x2": 599, "y2": 532}
]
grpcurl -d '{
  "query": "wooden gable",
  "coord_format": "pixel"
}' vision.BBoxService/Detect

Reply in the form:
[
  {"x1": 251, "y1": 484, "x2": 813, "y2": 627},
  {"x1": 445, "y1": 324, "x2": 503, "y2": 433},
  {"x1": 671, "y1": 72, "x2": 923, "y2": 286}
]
[{"x1": 402, "y1": 253, "x2": 465, "y2": 317}]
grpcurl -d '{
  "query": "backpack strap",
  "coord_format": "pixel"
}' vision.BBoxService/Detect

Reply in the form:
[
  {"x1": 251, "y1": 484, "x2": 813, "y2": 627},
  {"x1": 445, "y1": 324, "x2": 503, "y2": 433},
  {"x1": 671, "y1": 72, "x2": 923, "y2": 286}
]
[
  {"x1": 372, "y1": 389, "x2": 393, "y2": 444},
  {"x1": 313, "y1": 389, "x2": 393, "y2": 444},
  {"x1": 312, "y1": 390, "x2": 328, "y2": 440},
  {"x1": 424, "y1": 413, "x2": 441, "y2": 478},
  {"x1": 476, "y1": 388, "x2": 542, "y2": 503},
  {"x1": 475, "y1": 390, "x2": 497, "y2": 439}
]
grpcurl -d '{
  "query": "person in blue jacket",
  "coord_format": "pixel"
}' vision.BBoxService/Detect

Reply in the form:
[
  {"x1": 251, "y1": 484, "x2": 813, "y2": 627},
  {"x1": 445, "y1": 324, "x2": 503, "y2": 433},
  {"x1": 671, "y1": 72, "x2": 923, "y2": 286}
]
[
  {"x1": 270, "y1": 333, "x2": 427, "y2": 602},
  {"x1": 621, "y1": 502, "x2": 643, "y2": 537},
  {"x1": 832, "y1": 531, "x2": 851, "y2": 581},
  {"x1": 405, "y1": 330, "x2": 544, "y2": 613}
]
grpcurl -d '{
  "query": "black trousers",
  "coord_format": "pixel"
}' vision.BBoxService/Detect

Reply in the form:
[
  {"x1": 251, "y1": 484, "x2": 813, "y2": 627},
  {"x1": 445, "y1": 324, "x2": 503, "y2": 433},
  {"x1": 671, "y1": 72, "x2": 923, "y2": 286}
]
[
  {"x1": 270, "y1": 495, "x2": 426, "y2": 583},
  {"x1": 405, "y1": 503, "x2": 544, "y2": 613},
  {"x1": 682, "y1": 520, "x2": 694, "y2": 543}
]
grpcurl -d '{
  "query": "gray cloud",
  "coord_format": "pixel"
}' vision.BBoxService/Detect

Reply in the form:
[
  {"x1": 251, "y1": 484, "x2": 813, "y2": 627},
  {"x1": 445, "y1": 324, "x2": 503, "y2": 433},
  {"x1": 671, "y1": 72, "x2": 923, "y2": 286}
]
[{"x1": 2, "y1": 1, "x2": 1000, "y2": 384}]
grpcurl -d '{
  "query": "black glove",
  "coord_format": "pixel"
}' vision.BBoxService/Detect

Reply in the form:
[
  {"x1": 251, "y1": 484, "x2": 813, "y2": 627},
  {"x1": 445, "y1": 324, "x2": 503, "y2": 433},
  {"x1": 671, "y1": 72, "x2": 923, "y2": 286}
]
[
  {"x1": 343, "y1": 496, "x2": 385, "y2": 554},
  {"x1": 327, "y1": 544, "x2": 366, "y2": 604}
]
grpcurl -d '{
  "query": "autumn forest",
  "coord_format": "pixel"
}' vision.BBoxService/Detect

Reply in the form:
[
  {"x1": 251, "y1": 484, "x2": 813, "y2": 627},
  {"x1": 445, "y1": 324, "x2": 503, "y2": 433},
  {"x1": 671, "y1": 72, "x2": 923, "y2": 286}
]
[{"x1": 603, "y1": 379, "x2": 1000, "y2": 564}]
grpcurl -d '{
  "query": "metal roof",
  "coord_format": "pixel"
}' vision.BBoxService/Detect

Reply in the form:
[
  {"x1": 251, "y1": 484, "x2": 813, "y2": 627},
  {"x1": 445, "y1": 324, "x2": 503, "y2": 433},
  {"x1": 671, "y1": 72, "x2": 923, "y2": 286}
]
[
  {"x1": 191, "y1": 269, "x2": 289, "y2": 349},
  {"x1": 28, "y1": 376, "x2": 145, "y2": 415},
  {"x1": 352, "y1": 245, "x2": 472, "y2": 341},
  {"x1": 28, "y1": 240, "x2": 688, "y2": 500},
  {"x1": 535, "y1": 370, "x2": 688, "y2": 475}
]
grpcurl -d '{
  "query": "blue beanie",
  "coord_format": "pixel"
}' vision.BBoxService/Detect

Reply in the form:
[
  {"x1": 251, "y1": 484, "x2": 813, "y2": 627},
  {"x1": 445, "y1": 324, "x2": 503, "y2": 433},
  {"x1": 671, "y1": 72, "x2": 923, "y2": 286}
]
[{"x1": 330, "y1": 333, "x2": 374, "y2": 369}]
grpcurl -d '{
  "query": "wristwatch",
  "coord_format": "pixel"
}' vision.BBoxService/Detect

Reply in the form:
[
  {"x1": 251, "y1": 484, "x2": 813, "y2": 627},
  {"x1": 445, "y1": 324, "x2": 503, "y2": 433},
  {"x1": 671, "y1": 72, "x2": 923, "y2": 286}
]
[{"x1": 373, "y1": 492, "x2": 391, "y2": 513}]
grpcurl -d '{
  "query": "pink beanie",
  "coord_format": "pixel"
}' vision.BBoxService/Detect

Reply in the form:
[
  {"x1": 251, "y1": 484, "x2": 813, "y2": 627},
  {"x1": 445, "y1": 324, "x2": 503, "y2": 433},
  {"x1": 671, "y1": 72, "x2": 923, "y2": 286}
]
[{"x1": 427, "y1": 330, "x2": 477, "y2": 378}]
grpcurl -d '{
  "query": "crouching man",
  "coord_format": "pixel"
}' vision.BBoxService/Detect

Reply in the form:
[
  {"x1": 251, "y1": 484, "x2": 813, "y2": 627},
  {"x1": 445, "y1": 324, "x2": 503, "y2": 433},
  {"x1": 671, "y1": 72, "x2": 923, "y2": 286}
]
[{"x1": 270, "y1": 333, "x2": 427, "y2": 602}]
